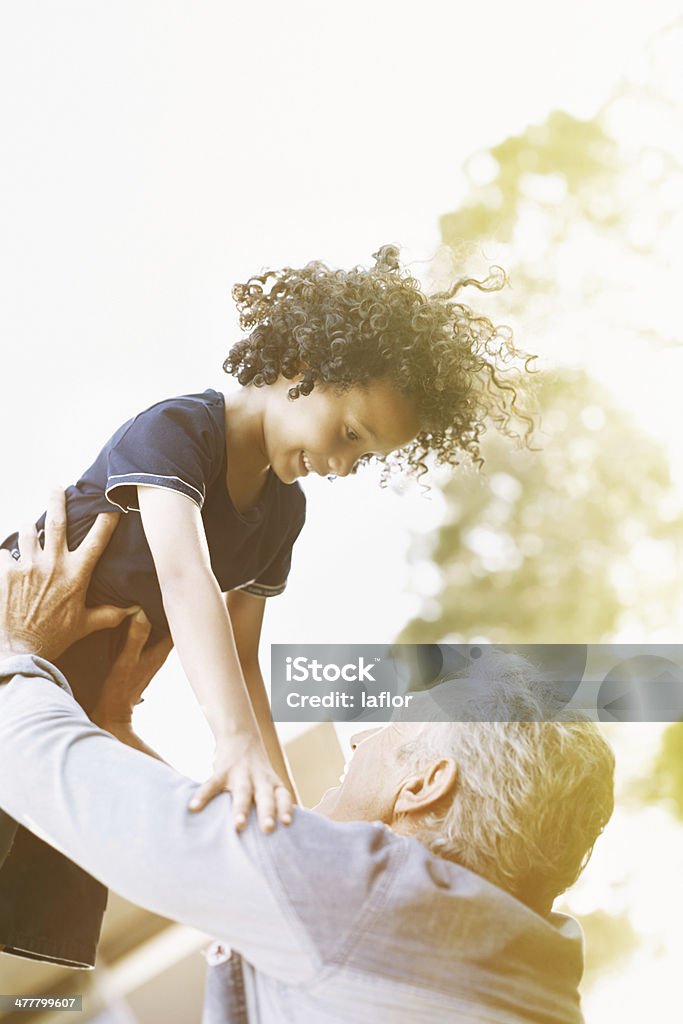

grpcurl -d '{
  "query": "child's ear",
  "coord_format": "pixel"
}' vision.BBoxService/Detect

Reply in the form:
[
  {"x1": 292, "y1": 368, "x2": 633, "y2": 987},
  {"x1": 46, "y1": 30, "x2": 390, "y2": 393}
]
[{"x1": 394, "y1": 759, "x2": 458, "y2": 817}]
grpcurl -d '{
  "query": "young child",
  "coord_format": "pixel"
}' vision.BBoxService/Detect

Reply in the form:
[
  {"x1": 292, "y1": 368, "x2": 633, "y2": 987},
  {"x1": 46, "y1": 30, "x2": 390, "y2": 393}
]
[{"x1": 0, "y1": 244, "x2": 533, "y2": 968}]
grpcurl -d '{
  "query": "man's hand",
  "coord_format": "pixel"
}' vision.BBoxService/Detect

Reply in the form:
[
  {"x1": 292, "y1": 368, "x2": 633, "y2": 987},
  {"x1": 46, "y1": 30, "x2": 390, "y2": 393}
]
[
  {"x1": 0, "y1": 488, "x2": 139, "y2": 661},
  {"x1": 91, "y1": 610, "x2": 173, "y2": 730}
]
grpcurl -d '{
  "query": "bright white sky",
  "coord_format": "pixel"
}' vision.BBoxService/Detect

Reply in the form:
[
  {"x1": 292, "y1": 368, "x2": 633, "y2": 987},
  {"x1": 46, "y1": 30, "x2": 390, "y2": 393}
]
[{"x1": 1, "y1": 4, "x2": 682, "y2": 1017}]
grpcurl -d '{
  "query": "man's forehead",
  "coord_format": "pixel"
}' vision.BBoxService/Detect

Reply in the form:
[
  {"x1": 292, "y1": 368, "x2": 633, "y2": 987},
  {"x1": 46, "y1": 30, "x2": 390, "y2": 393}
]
[
  {"x1": 358, "y1": 722, "x2": 419, "y2": 744},
  {"x1": 385, "y1": 720, "x2": 425, "y2": 741},
  {"x1": 390, "y1": 677, "x2": 485, "y2": 724}
]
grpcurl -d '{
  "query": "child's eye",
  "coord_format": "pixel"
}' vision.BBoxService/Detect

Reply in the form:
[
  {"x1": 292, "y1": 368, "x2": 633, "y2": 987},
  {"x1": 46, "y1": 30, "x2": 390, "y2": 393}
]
[{"x1": 346, "y1": 428, "x2": 359, "y2": 442}]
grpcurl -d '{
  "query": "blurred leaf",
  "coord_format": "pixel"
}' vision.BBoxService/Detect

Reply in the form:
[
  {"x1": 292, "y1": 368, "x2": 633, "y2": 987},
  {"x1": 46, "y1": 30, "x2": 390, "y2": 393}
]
[
  {"x1": 579, "y1": 909, "x2": 639, "y2": 982},
  {"x1": 400, "y1": 369, "x2": 683, "y2": 643},
  {"x1": 441, "y1": 111, "x2": 620, "y2": 246},
  {"x1": 436, "y1": 34, "x2": 683, "y2": 352},
  {"x1": 645, "y1": 722, "x2": 683, "y2": 818}
]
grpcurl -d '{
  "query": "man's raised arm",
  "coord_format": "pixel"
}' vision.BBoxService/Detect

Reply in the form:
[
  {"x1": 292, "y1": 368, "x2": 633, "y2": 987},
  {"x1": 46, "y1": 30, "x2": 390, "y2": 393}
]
[{"x1": 0, "y1": 492, "x2": 311, "y2": 983}]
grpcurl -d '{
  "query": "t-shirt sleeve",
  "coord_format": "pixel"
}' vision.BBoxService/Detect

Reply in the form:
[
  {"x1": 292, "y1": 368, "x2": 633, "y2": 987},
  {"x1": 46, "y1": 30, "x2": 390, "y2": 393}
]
[
  {"x1": 104, "y1": 395, "x2": 224, "y2": 513},
  {"x1": 239, "y1": 491, "x2": 306, "y2": 598}
]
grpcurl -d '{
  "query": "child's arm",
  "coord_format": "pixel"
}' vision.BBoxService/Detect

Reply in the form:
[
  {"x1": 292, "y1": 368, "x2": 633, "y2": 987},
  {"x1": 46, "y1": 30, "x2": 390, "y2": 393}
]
[
  {"x1": 136, "y1": 486, "x2": 293, "y2": 831},
  {"x1": 225, "y1": 588, "x2": 298, "y2": 801}
]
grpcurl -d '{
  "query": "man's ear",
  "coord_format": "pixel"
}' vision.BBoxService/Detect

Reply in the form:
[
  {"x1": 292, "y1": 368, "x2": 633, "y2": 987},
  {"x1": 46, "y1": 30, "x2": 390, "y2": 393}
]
[{"x1": 394, "y1": 758, "x2": 458, "y2": 818}]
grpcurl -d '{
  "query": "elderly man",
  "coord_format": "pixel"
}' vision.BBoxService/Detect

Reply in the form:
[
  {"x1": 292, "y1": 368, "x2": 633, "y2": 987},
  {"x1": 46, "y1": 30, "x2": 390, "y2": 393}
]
[{"x1": 0, "y1": 495, "x2": 614, "y2": 1023}]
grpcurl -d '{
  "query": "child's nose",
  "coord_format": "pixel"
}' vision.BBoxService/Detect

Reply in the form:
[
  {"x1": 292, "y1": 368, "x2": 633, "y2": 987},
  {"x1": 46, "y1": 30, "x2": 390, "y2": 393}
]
[{"x1": 328, "y1": 453, "x2": 356, "y2": 477}]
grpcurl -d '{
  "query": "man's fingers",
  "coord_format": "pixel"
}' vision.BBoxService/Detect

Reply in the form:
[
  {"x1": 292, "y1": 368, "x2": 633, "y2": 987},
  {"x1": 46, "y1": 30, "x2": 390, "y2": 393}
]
[
  {"x1": 43, "y1": 488, "x2": 68, "y2": 557},
  {"x1": 76, "y1": 512, "x2": 120, "y2": 574},
  {"x1": 120, "y1": 611, "x2": 153, "y2": 660},
  {"x1": 17, "y1": 521, "x2": 39, "y2": 564},
  {"x1": 140, "y1": 634, "x2": 173, "y2": 676},
  {"x1": 105, "y1": 611, "x2": 153, "y2": 683},
  {"x1": 85, "y1": 604, "x2": 140, "y2": 635}
]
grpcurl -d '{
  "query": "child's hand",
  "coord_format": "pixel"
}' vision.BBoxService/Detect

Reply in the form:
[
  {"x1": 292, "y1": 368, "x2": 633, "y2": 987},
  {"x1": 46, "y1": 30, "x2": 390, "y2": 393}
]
[{"x1": 188, "y1": 738, "x2": 293, "y2": 833}]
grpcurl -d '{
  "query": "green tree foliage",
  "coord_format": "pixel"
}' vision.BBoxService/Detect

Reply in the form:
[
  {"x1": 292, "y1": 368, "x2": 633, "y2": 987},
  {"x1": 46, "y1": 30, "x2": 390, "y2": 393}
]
[
  {"x1": 644, "y1": 722, "x2": 683, "y2": 820},
  {"x1": 405, "y1": 25, "x2": 683, "y2": 642},
  {"x1": 435, "y1": 34, "x2": 683, "y2": 352},
  {"x1": 441, "y1": 111, "x2": 620, "y2": 248},
  {"x1": 580, "y1": 909, "x2": 640, "y2": 982},
  {"x1": 400, "y1": 369, "x2": 683, "y2": 644}
]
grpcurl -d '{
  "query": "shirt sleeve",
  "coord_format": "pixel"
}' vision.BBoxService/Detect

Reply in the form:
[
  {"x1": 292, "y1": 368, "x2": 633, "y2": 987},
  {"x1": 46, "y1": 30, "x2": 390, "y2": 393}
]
[
  {"x1": 0, "y1": 657, "x2": 405, "y2": 988},
  {"x1": 0, "y1": 662, "x2": 317, "y2": 982},
  {"x1": 104, "y1": 395, "x2": 224, "y2": 514},
  {"x1": 239, "y1": 490, "x2": 307, "y2": 598}
]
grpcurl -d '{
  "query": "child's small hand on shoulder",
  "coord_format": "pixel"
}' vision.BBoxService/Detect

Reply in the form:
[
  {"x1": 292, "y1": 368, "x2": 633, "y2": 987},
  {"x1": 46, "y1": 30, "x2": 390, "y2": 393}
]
[{"x1": 189, "y1": 735, "x2": 294, "y2": 833}]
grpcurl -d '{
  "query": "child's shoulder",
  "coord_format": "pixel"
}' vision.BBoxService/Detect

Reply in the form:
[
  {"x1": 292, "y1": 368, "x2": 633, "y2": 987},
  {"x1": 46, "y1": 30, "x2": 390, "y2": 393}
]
[
  {"x1": 111, "y1": 387, "x2": 227, "y2": 450},
  {"x1": 128, "y1": 387, "x2": 225, "y2": 422}
]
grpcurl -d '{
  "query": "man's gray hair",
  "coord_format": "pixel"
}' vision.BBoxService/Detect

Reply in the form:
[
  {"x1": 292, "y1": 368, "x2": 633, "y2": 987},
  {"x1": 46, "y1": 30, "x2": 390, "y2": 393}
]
[{"x1": 396, "y1": 649, "x2": 615, "y2": 913}]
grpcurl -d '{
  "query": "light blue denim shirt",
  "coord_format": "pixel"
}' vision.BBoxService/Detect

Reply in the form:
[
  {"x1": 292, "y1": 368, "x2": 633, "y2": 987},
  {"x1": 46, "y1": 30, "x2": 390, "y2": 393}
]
[{"x1": 0, "y1": 658, "x2": 585, "y2": 1023}]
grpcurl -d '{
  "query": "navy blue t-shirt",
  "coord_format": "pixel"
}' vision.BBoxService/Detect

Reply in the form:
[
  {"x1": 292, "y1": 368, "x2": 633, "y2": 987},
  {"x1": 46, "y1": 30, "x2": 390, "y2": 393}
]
[{"x1": 2, "y1": 388, "x2": 306, "y2": 709}]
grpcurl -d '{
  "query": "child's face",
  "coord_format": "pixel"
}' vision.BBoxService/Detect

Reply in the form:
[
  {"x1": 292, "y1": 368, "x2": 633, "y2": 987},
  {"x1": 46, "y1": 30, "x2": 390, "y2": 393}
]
[{"x1": 262, "y1": 378, "x2": 421, "y2": 484}]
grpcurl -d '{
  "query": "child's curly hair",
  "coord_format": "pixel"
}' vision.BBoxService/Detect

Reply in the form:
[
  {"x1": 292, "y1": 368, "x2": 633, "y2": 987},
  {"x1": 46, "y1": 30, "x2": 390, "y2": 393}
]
[{"x1": 224, "y1": 245, "x2": 535, "y2": 476}]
